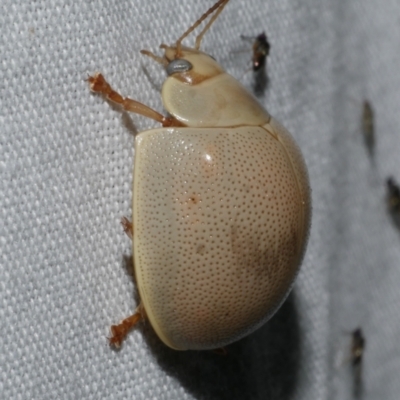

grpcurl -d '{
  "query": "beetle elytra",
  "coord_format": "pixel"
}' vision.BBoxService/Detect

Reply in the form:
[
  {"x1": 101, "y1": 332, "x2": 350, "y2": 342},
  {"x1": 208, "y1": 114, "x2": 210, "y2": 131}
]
[{"x1": 88, "y1": 0, "x2": 311, "y2": 351}]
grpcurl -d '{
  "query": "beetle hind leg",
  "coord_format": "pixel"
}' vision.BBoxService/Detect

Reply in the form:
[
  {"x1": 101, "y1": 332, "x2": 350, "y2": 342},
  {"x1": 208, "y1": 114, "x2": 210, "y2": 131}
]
[{"x1": 109, "y1": 305, "x2": 144, "y2": 348}]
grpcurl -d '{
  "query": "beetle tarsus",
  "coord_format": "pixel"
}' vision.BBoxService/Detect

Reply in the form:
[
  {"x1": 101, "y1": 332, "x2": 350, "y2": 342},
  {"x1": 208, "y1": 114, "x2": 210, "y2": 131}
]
[
  {"x1": 109, "y1": 310, "x2": 142, "y2": 348},
  {"x1": 121, "y1": 217, "x2": 133, "y2": 239}
]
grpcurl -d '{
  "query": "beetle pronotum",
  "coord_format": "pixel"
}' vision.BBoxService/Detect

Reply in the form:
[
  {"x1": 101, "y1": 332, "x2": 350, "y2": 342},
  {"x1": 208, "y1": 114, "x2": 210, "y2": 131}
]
[{"x1": 88, "y1": 0, "x2": 311, "y2": 351}]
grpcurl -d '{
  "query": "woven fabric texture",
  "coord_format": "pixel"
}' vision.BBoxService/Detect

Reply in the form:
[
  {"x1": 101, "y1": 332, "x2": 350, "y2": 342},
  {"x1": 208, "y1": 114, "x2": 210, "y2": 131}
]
[{"x1": 1, "y1": 0, "x2": 400, "y2": 399}]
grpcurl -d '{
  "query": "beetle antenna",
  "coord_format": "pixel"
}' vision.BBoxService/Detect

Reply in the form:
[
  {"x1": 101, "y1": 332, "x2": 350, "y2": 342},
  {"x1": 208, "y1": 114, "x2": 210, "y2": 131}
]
[
  {"x1": 194, "y1": 0, "x2": 230, "y2": 50},
  {"x1": 175, "y1": 0, "x2": 230, "y2": 56},
  {"x1": 140, "y1": 48, "x2": 169, "y2": 67}
]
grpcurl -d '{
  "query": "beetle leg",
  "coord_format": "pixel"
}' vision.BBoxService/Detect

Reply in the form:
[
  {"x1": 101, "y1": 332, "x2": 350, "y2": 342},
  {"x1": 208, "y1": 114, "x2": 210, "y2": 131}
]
[
  {"x1": 109, "y1": 305, "x2": 145, "y2": 348},
  {"x1": 121, "y1": 216, "x2": 133, "y2": 240},
  {"x1": 88, "y1": 73, "x2": 184, "y2": 127}
]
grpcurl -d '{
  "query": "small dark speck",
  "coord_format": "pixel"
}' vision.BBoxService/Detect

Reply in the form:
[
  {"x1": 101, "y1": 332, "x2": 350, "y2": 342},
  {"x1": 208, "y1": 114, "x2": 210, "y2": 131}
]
[{"x1": 196, "y1": 244, "x2": 205, "y2": 255}]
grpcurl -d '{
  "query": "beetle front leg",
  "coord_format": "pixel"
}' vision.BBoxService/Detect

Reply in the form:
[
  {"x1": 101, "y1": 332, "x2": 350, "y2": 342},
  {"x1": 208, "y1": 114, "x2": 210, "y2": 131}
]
[
  {"x1": 88, "y1": 73, "x2": 184, "y2": 127},
  {"x1": 109, "y1": 305, "x2": 145, "y2": 348}
]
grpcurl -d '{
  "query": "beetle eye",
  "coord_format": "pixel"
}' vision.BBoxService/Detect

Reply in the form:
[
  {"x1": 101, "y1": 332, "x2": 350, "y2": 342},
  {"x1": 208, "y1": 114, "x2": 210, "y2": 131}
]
[{"x1": 166, "y1": 59, "x2": 193, "y2": 75}]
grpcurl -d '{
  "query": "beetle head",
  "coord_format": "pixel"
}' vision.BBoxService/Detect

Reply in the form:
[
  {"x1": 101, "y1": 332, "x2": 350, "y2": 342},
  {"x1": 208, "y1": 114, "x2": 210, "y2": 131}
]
[
  {"x1": 140, "y1": 0, "x2": 230, "y2": 84},
  {"x1": 161, "y1": 45, "x2": 224, "y2": 84}
]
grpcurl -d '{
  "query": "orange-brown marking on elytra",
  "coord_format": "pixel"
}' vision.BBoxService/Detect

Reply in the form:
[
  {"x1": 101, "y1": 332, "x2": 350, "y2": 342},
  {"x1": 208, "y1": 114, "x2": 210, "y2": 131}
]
[
  {"x1": 196, "y1": 244, "x2": 206, "y2": 254},
  {"x1": 230, "y1": 220, "x2": 298, "y2": 297},
  {"x1": 188, "y1": 193, "x2": 201, "y2": 205}
]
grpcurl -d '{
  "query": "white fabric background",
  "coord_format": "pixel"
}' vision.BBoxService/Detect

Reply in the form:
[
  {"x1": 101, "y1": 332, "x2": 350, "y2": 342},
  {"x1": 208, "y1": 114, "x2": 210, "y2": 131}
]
[{"x1": 1, "y1": 0, "x2": 400, "y2": 399}]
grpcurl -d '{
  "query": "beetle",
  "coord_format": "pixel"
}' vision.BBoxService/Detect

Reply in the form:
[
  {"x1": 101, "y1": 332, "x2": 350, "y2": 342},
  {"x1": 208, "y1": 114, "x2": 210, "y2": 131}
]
[{"x1": 88, "y1": 0, "x2": 311, "y2": 351}]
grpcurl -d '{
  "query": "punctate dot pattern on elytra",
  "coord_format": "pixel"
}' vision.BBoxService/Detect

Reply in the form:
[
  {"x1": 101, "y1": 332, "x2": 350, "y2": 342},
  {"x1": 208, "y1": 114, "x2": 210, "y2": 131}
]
[{"x1": 134, "y1": 125, "x2": 308, "y2": 350}]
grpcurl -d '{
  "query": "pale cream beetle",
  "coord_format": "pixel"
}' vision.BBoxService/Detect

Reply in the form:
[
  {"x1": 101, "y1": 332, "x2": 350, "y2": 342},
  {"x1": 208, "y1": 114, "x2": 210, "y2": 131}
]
[{"x1": 88, "y1": 0, "x2": 311, "y2": 351}]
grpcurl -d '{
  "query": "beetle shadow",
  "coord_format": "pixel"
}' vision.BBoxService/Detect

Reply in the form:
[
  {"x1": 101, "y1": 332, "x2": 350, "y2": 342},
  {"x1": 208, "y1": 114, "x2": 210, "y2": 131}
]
[
  {"x1": 387, "y1": 211, "x2": 400, "y2": 234},
  {"x1": 143, "y1": 291, "x2": 301, "y2": 400},
  {"x1": 120, "y1": 111, "x2": 138, "y2": 137},
  {"x1": 122, "y1": 254, "x2": 135, "y2": 281}
]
